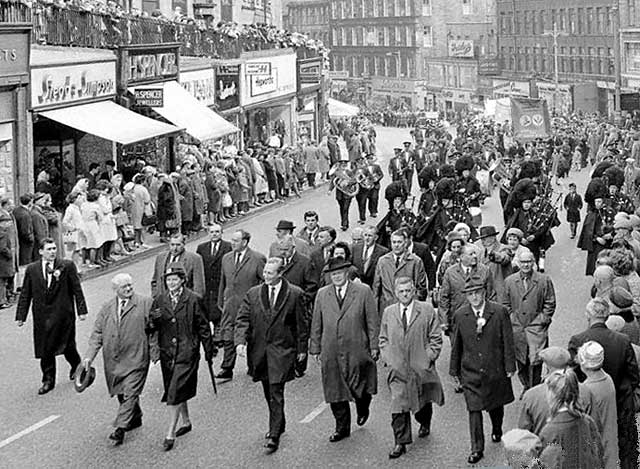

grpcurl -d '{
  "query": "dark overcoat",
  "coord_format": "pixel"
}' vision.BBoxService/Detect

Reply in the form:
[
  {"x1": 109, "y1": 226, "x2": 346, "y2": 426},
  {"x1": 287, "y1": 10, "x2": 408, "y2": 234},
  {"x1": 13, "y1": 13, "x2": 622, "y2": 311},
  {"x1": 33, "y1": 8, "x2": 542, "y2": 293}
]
[
  {"x1": 196, "y1": 240, "x2": 232, "y2": 323},
  {"x1": 279, "y1": 251, "x2": 319, "y2": 315},
  {"x1": 151, "y1": 288, "x2": 213, "y2": 405},
  {"x1": 563, "y1": 192, "x2": 583, "y2": 223},
  {"x1": 309, "y1": 281, "x2": 379, "y2": 402},
  {"x1": 151, "y1": 251, "x2": 205, "y2": 299},
  {"x1": 13, "y1": 205, "x2": 34, "y2": 265},
  {"x1": 234, "y1": 280, "x2": 309, "y2": 384},
  {"x1": 352, "y1": 243, "x2": 389, "y2": 288},
  {"x1": 449, "y1": 301, "x2": 516, "y2": 412},
  {"x1": 16, "y1": 259, "x2": 88, "y2": 358},
  {"x1": 176, "y1": 175, "x2": 194, "y2": 223},
  {"x1": 30, "y1": 206, "x2": 49, "y2": 261}
]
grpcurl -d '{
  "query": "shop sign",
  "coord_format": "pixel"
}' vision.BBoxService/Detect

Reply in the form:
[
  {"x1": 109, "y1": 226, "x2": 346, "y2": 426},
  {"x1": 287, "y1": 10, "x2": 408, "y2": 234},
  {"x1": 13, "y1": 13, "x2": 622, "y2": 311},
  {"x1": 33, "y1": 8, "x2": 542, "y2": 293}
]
[
  {"x1": 134, "y1": 88, "x2": 163, "y2": 107},
  {"x1": 536, "y1": 81, "x2": 573, "y2": 114},
  {"x1": 120, "y1": 44, "x2": 180, "y2": 86},
  {"x1": 492, "y1": 79, "x2": 530, "y2": 97},
  {"x1": 215, "y1": 64, "x2": 240, "y2": 111},
  {"x1": 31, "y1": 61, "x2": 116, "y2": 110},
  {"x1": 371, "y1": 77, "x2": 417, "y2": 93},
  {"x1": 298, "y1": 58, "x2": 323, "y2": 84},
  {"x1": 0, "y1": 26, "x2": 30, "y2": 83},
  {"x1": 246, "y1": 62, "x2": 271, "y2": 75},
  {"x1": 326, "y1": 70, "x2": 349, "y2": 79},
  {"x1": 478, "y1": 56, "x2": 501, "y2": 76},
  {"x1": 448, "y1": 40, "x2": 474, "y2": 58},
  {"x1": 180, "y1": 68, "x2": 215, "y2": 107},
  {"x1": 242, "y1": 53, "x2": 297, "y2": 106},
  {"x1": 621, "y1": 93, "x2": 640, "y2": 111}
]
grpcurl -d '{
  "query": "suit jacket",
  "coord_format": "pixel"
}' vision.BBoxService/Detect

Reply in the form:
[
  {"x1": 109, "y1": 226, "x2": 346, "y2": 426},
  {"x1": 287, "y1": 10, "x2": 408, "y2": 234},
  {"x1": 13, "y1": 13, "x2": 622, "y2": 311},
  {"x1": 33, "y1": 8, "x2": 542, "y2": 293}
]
[
  {"x1": 352, "y1": 243, "x2": 389, "y2": 287},
  {"x1": 439, "y1": 263, "x2": 495, "y2": 330},
  {"x1": 235, "y1": 279, "x2": 309, "y2": 384},
  {"x1": 296, "y1": 227, "x2": 320, "y2": 247},
  {"x1": 373, "y1": 252, "x2": 427, "y2": 312},
  {"x1": 151, "y1": 251, "x2": 206, "y2": 299},
  {"x1": 280, "y1": 251, "x2": 318, "y2": 312},
  {"x1": 268, "y1": 237, "x2": 311, "y2": 258},
  {"x1": 16, "y1": 259, "x2": 88, "y2": 358},
  {"x1": 410, "y1": 241, "x2": 436, "y2": 292},
  {"x1": 13, "y1": 205, "x2": 34, "y2": 265},
  {"x1": 196, "y1": 240, "x2": 232, "y2": 321},
  {"x1": 310, "y1": 244, "x2": 333, "y2": 284},
  {"x1": 218, "y1": 248, "x2": 267, "y2": 341}
]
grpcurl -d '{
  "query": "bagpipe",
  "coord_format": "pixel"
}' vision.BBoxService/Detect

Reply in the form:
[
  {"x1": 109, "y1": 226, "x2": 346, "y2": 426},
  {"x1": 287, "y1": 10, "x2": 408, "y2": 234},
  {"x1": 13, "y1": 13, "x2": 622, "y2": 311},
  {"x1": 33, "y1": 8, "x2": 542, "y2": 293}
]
[{"x1": 527, "y1": 182, "x2": 562, "y2": 235}]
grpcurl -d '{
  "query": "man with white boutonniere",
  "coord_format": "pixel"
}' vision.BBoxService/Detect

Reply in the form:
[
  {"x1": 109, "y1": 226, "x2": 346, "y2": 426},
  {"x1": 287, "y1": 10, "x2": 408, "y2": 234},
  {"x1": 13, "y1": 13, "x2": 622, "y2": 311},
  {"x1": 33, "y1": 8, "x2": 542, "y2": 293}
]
[
  {"x1": 16, "y1": 237, "x2": 88, "y2": 395},
  {"x1": 449, "y1": 275, "x2": 516, "y2": 465}
]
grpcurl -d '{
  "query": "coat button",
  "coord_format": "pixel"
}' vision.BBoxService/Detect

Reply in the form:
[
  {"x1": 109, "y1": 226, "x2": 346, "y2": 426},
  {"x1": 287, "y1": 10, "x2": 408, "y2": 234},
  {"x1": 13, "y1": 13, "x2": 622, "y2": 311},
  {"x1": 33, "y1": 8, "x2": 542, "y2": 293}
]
[
  {"x1": 171, "y1": 318, "x2": 176, "y2": 323},
  {"x1": 172, "y1": 338, "x2": 177, "y2": 344}
]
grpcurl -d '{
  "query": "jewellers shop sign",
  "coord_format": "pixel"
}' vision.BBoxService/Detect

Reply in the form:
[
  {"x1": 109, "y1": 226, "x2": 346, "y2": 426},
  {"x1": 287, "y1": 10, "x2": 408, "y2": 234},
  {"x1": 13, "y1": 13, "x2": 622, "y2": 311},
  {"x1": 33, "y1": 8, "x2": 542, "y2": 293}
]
[
  {"x1": 31, "y1": 60, "x2": 116, "y2": 110},
  {"x1": 241, "y1": 53, "x2": 297, "y2": 107},
  {"x1": 118, "y1": 43, "x2": 180, "y2": 88}
]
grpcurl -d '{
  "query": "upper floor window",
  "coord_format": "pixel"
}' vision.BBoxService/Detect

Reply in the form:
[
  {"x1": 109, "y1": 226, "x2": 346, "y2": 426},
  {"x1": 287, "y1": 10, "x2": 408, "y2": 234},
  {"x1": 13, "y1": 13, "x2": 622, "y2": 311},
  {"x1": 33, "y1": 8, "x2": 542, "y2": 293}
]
[{"x1": 462, "y1": 0, "x2": 472, "y2": 15}]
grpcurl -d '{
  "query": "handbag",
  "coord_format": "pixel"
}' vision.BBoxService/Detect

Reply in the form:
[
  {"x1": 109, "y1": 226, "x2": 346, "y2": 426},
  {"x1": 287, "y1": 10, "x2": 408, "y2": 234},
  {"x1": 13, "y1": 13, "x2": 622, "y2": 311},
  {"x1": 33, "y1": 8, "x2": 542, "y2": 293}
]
[
  {"x1": 141, "y1": 213, "x2": 157, "y2": 227},
  {"x1": 121, "y1": 224, "x2": 135, "y2": 242},
  {"x1": 62, "y1": 231, "x2": 79, "y2": 245}
]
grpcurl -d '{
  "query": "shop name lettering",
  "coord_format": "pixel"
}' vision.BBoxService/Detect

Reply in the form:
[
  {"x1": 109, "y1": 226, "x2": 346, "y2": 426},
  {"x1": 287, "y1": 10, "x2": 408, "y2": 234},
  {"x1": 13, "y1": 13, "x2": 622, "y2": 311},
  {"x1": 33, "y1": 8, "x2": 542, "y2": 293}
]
[
  {"x1": 181, "y1": 78, "x2": 215, "y2": 102},
  {"x1": 0, "y1": 49, "x2": 18, "y2": 61},
  {"x1": 128, "y1": 53, "x2": 177, "y2": 81},
  {"x1": 254, "y1": 76, "x2": 275, "y2": 88},
  {"x1": 37, "y1": 72, "x2": 115, "y2": 104}
]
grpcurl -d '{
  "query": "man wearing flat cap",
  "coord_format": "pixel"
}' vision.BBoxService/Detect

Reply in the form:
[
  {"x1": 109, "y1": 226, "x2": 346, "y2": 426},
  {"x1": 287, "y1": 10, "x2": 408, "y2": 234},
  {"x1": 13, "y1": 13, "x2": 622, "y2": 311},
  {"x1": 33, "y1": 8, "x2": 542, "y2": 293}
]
[
  {"x1": 568, "y1": 297, "x2": 639, "y2": 469},
  {"x1": 608, "y1": 286, "x2": 640, "y2": 344},
  {"x1": 310, "y1": 257, "x2": 379, "y2": 443},
  {"x1": 268, "y1": 220, "x2": 311, "y2": 258},
  {"x1": 449, "y1": 275, "x2": 516, "y2": 465},
  {"x1": 518, "y1": 346, "x2": 594, "y2": 435}
]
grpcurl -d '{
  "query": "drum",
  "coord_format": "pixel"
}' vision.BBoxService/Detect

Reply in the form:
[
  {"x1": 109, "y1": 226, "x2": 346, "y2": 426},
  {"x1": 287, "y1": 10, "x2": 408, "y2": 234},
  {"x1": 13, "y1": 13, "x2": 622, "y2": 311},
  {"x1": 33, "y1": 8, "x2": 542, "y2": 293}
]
[{"x1": 469, "y1": 206, "x2": 482, "y2": 228}]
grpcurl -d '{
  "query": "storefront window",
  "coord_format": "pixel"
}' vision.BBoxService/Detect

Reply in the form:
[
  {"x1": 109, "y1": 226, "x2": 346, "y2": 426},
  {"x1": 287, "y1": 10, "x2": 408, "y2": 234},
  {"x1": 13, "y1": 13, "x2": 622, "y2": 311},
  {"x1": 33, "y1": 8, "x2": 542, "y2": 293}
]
[{"x1": 626, "y1": 42, "x2": 640, "y2": 74}]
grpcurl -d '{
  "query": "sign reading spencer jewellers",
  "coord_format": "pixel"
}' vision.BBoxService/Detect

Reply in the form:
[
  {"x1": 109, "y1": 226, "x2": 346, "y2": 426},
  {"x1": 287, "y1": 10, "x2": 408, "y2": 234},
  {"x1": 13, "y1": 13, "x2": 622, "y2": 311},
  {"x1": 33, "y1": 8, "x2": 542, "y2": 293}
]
[
  {"x1": 215, "y1": 64, "x2": 240, "y2": 111},
  {"x1": 31, "y1": 61, "x2": 116, "y2": 110},
  {"x1": 119, "y1": 44, "x2": 180, "y2": 87}
]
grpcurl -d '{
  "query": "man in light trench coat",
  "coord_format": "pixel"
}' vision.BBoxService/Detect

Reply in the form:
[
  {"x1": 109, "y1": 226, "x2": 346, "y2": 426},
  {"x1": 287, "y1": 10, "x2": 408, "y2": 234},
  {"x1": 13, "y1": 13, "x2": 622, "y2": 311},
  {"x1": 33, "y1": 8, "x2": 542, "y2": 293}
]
[
  {"x1": 83, "y1": 273, "x2": 156, "y2": 446},
  {"x1": 379, "y1": 276, "x2": 444, "y2": 459},
  {"x1": 309, "y1": 257, "x2": 379, "y2": 442}
]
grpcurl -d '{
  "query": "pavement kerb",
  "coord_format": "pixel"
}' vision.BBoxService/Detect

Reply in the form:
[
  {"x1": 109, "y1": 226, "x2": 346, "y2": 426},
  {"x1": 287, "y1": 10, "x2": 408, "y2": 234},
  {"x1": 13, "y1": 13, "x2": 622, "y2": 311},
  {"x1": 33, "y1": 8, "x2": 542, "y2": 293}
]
[{"x1": 80, "y1": 181, "x2": 328, "y2": 282}]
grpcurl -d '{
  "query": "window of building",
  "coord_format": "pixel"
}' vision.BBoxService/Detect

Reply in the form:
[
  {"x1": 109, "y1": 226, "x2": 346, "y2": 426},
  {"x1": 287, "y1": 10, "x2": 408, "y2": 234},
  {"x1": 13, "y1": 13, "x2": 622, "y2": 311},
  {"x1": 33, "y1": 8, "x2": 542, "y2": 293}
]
[
  {"x1": 423, "y1": 25, "x2": 433, "y2": 47},
  {"x1": 628, "y1": 0, "x2": 637, "y2": 28},
  {"x1": 378, "y1": 26, "x2": 385, "y2": 45},
  {"x1": 368, "y1": 57, "x2": 375, "y2": 75},
  {"x1": 364, "y1": 0, "x2": 373, "y2": 17},
  {"x1": 398, "y1": 0, "x2": 406, "y2": 16},
  {"x1": 389, "y1": 26, "x2": 396, "y2": 45},
  {"x1": 577, "y1": 8, "x2": 583, "y2": 34},
  {"x1": 462, "y1": 0, "x2": 471, "y2": 16},
  {"x1": 541, "y1": 47, "x2": 548, "y2": 72},
  {"x1": 356, "y1": 26, "x2": 364, "y2": 45},
  {"x1": 387, "y1": 0, "x2": 395, "y2": 16},
  {"x1": 384, "y1": 26, "x2": 390, "y2": 46},
  {"x1": 539, "y1": 10, "x2": 545, "y2": 34},
  {"x1": 366, "y1": 26, "x2": 376, "y2": 45},
  {"x1": 606, "y1": 7, "x2": 613, "y2": 34},
  {"x1": 586, "y1": 8, "x2": 593, "y2": 34},
  {"x1": 595, "y1": 7, "x2": 602, "y2": 33},
  {"x1": 423, "y1": 0, "x2": 432, "y2": 16},
  {"x1": 376, "y1": 0, "x2": 384, "y2": 17},
  {"x1": 346, "y1": 28, "x2": 352, "y2": 45},
  {"x1": 354, "y1": 0, "x2": 362, "y2": 18},
  {"x1": 568, "y1": 8, "x2": 576, "y2": 34}
]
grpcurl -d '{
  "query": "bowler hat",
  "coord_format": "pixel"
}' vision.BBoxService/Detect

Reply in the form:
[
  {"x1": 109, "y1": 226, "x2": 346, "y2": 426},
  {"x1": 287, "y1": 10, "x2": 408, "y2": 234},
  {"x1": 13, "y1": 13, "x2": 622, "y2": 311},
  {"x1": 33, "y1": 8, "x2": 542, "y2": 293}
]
[
  {"x1": 164, "y1": 262, "x2": 186, "y2": 278},
  {"x1": 538, "y1": 346, "x2": 571, "y2": 369},
  {"x1": 478, "y1": 225, "x2": 499, "y2": 239},
  {"x1": 462, "y1": 275, "x2": 485, "y2": 293},
  {"x1": 74, "y1": 365, "x2": 96, "y2": 393},
  {"x1": 276, "y1": 220, "x2": 296, "y2": 231},
  {"x1": 323, "y1": 257, "x2": 352, "y2": 273}
]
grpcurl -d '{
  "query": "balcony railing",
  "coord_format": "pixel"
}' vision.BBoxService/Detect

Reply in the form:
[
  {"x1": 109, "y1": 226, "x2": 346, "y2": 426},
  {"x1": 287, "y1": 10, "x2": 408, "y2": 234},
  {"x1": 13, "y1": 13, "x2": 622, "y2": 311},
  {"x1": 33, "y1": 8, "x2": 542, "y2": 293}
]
[{"x1": 1, "y1": 0, "x2": 325, "y2": 60}]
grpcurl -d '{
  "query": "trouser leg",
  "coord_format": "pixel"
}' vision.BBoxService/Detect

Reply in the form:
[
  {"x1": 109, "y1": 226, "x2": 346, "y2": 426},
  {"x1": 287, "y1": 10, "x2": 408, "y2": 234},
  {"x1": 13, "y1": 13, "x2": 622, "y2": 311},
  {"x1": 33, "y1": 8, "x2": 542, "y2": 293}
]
[
  {"x1": 220, "y1": 340, "x2": 236, "y2": 371},
  {"x1": 368, "y1": 188, "x2": 379, "y2": 216},
  {"x1": 330, "y1": 401, "x2": 351, "y2": 435},
  {"x1": 355, "y1": 191, "x2": 368, "y2": 222},
  {"x1": 488, "y1": 406, "x2": 504, "y2": 437},
  {"x1": 468, "y1": 410, "x2": 484, "y2": 453},
  {"x1": 40, "y1": 355, "x2": 56, "y2": 385},
  {"x1": 262, "y1": 381, "x2": 285, "y2": 438},
  {"x1": 415, "y1": 402, "x2": 433, "y2": 430},
  {"x1": 516, "y1": 359, "x2": 530, "y2": 389},
  {"x1": 355, "y1": 392, "x2": 372, "y2": 418},
  {"x1": 63, "y1": 338, "x2": 81, "y2": 373},
  {"x1": 114, "y1": 394, "x2": 141, "y2": 429},
  {"x1": 391, "y1": 412, "x2": 412, "y2": 445}
]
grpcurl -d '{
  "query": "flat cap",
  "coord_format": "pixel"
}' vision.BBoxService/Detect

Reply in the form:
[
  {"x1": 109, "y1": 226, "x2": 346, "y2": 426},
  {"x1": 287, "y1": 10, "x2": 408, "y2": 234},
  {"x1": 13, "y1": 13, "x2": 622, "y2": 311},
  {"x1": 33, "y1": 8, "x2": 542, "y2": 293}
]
[{"x1": 538, "y1": 346, "x2": 571, "y2": 369}]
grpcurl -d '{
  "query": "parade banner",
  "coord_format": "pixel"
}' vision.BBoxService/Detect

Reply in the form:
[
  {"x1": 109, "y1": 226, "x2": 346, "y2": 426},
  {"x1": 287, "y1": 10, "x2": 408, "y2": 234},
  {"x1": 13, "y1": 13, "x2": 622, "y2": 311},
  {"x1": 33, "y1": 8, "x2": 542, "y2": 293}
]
[{"x1": 511, "y1": 97, "x2": 550, "y2": 140}]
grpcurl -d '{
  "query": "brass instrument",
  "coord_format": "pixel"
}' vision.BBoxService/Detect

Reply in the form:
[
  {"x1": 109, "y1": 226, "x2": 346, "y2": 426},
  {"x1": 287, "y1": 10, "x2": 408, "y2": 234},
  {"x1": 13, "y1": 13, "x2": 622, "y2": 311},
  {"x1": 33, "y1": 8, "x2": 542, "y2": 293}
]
[
  {"x1": 355, "y1": 167, "x2": 374, "y2": 190},
  {"x1": 330, "y1": 163, "x2": 360, "y2": 197}
]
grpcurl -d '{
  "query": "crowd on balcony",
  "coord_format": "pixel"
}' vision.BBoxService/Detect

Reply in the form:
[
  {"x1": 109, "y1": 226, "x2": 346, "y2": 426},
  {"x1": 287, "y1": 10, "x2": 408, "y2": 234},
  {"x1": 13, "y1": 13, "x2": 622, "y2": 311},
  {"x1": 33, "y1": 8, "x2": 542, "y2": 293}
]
[{"x1": 0, "y1": 0, "x2": 329, "y2": 60}]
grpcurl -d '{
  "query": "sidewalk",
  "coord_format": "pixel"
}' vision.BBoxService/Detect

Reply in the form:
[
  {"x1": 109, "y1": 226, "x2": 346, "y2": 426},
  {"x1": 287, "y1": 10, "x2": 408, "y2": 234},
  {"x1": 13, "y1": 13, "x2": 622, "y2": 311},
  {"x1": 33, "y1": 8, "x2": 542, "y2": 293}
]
[{"x1": 80, "y1": 182, "x2": 328, "y2": 281}]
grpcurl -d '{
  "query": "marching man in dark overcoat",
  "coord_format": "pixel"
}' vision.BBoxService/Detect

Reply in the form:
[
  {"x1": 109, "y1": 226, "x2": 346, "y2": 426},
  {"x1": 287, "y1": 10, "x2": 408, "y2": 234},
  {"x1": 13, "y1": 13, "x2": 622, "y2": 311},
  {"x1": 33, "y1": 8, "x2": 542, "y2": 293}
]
[
  {"x1": 449, "y1": 275, "x2": 516, "y2": 465},
  {"x1": 235, "y1": 257, "x2": 309, "y2": 454},
  {"x1": 309, "y1": 257, "x2": 379, "y2": 442},
  {"x1": 16, "y1": 237, "x2": 88, "y2": 395}
]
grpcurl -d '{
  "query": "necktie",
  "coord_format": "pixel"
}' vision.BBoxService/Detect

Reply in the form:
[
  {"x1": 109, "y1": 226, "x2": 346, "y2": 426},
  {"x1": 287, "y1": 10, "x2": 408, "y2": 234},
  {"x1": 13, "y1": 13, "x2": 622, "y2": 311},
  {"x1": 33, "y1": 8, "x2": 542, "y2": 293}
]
[
  {"x1": 402, "y1": 306, "x2": 408, "y2": 331},
  {"x1": 363, "y1": 247, "x2": 371, "y2": 272},
  {"x1": 212, "y1": 242, "x2": 218, "y2": 257},
  {"x1": 170, "y1": 255, "x2": 179, "y2": 265},
  {"x1": 119, "y1": 299, "x2": 127, "y2": 322},
  {"x1": 235, "y1": 252, "x2": 241, "y2": 266},
  {"x1": 46, "y1": 262, "x2": 53, "y2": 287},
  {"x1": 269, "y1": 286, "x2": 276, "y2": 308},
  {"x1": 395, "y1": 256, "x2": 401, "y2": 268},
  {"x1": 523, "y1": 277, "x2": 529, "y2": 291}
]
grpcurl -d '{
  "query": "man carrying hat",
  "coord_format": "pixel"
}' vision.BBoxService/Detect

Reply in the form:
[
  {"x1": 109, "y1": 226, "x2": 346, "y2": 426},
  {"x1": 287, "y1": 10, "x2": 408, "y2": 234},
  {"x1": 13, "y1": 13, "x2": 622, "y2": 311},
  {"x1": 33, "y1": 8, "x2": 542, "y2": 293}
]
[
  {"x1": 450, "y1": 275, "x2": 516, "y2": 465},
  {"x1": 310, "y1": 257, "x2": 379, "y2": 443},
  {"x1": 269, "y1": 220, "x2": 311, "y2": 258},
  {"x1": 83, "y1": 273, "x2": 156, "y2": 446}
]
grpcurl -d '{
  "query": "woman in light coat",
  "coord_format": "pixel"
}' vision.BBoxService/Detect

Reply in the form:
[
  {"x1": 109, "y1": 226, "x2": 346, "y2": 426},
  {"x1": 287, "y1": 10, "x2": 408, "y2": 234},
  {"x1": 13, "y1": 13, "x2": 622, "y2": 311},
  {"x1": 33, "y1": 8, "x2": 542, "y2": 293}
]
[
  {"x1": 81, "y1": 189, "x2": 104, "y2": 267},
  {"x1": 62, "y1": 191, "x2": 87, "y2": 270},
  {"x1": 96, "y1": 180, "x2": 118, "y2": 263},
  {"x1": 130, "y1": 175, "x2": 152, "y2": 247}
]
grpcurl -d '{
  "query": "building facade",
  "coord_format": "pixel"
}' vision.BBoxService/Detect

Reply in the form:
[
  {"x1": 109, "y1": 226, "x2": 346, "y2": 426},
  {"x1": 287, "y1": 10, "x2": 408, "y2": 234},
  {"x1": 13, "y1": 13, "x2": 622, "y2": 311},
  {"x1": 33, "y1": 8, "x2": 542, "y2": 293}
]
[{"x1": 283, "y1": 0, "x2": 331, "y2": 46}]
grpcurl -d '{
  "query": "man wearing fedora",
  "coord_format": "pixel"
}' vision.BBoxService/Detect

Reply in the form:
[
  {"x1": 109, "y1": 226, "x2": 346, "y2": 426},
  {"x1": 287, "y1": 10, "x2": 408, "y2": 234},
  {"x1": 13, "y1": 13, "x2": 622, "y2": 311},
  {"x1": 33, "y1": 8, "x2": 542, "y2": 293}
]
[
  {"x1": 235, "y1": 257, "x2": 309, "y2": 454},
  {"x1": 502, "y1": 249, "x2": 556, "y2": 393},
  {"x1": 269, "y1": 220, "x2": 311, "y2": 258},
  {"x1": 217, "y1": 229, "x2": 266, "y2": 381},
  {"x1": 151, "y1": 233, "x2": 205, "y2": 299},
  {"x1": 310, "y1": 257, "x2": 379, "y2": 442},
  {"x1": 83, "y1": 273, "x2": 155, "y2": 445},
  {"x1": 474, "y1": 225, "x2": 514, "y2": 300},
  {"x1": 16, "y1": 238, "x2": 88, "y2": 395},
  {"x1": 450, "y1": 276, "x2": 516, "y2": 465}
]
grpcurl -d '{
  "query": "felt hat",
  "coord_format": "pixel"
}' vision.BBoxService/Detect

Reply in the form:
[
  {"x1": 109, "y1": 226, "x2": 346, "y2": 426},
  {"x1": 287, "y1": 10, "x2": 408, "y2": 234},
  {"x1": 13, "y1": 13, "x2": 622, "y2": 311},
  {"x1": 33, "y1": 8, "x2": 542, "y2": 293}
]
[
  {"x1": 74, "y1": 365, "x2": 96, "y2": 393},
  {"x1": 462, "y1": 275, "x2": 485, "y2": 293},
  {"x1": 164, "y1": 262, "x2": 186, "y2": 279},
  {"x1": 323, "y1": 257, "x2": 352, "y2": 273},
  {"x1": 276, "y1": 220, "x2": 296, "y2": 231},
  {"x1": 506, "y1": 227, "x2": 524, "y2": 240},
  {"x1": 478, "y1": 225, "x2": 499, "y2": 239}
]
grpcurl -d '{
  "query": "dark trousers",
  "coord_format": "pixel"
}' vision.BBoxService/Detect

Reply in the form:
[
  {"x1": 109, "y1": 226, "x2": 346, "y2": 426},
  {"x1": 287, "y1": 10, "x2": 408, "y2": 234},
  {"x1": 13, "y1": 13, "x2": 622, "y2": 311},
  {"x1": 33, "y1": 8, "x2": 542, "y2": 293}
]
[
  {"x1": 368, "y1": 187, "x2": 380, "y2": 216},
  {"x1": 276, "y1": 174, "x2": 286, "y2": 197},
  {"x1": 220, "y1": 340, "x2": 236, "y2": 371},
  {"x1": 115, "y1": 394, "x2": 142, "y2": 429},
  {"x1": 468, "y1": 406, "x2": 504, "y2": 453},
  {"x1": 336, "y1": 195, "x2": 353, "y2": 229},
  {"x1": 391, "y1": 403, "x2": 433, "y2": 445},
  {"x1": 261, "y1": 381, "x2": 286, "y2": 439},
  {"x1": 330, "y1": 393, "x2": 372, "y2": 435},
  {"x1": 307, "y1": 173, "x2": 316, "y2": 187},
  {"x1": 40, "y1": 339, "x2": 81, "y2": 385},
  {"x1": 569, "y1": 222, "x2": 577, "y2": 237},
  {"x1": 355, "y1": 189, "x2": 370, "y2": 222},
  {"x1": 517, "y1": 359, "x2": 543, "y2": 390}
]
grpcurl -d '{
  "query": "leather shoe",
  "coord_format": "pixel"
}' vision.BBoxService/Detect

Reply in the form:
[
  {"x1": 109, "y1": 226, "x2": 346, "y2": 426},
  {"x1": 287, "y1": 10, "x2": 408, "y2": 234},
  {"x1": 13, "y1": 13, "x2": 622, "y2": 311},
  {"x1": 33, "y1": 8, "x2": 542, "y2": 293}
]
[
  {"x1": 109, "y1": 428, "x2": 125, "y2": 446},
  {"x1": 163, "y1": 438, "x2": 175, "y2": 451},
  {"x1": 356, "y1": 411, "x2": 369, "y2": 426},
  {"x1": 388, "y1": 444, "x2": 406, "y2": 459},
  {"x1": 38, "y1": 382, "x2": 54, "y2": 395},
  {"x1": 265, "y1": 429, "x2": 285, "y2": 439},
  {"x1": 329, "y1": 431, "x2": 349, "y2": 442},
  {"x1": 175, "y1": 424, "x2": 192, "y2": 437},
  {"x1": 418, "y1": 425, "x2": 430, "y2": 438},
  {"x1": 467, "y1": 451, "x2": 484, "y2": 464},
  {"x1": 215, "y1": 369, "x2": 233, "y2": 381},
  {"x1": 263, "y1": 437, "x2": 279, "y2": 454},
  {"x1": 491, "y1": 433, "x2": 502, "y2": 443},
  {"x1": 125, "y1": 417, "x2": 142, "y2": 431}
]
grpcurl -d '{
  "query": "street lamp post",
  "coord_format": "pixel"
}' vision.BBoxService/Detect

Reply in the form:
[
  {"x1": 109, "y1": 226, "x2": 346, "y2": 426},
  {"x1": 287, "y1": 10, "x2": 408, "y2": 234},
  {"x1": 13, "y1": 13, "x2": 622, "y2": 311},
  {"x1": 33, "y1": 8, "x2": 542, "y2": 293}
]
[
  {"x1": 613, "y1": 4, "x2": 622, "y2": 114},
  {"x1": 542, "y1": 22, "x2": 568, "y2": 114}
]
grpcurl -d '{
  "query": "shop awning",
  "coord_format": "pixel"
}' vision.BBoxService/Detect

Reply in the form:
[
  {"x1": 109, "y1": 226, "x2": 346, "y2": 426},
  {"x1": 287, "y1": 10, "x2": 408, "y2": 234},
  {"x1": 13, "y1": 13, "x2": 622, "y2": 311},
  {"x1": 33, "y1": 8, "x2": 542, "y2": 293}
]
[
  {"x1": 131, "y1": 81, "x2": 239, "y2": 142},
  {"x1": 39, "y1": 101, "x2": 181, "y2": 145},
  {"x1": 328, "y1": 98, "x2": 359, "y2": 118}
]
